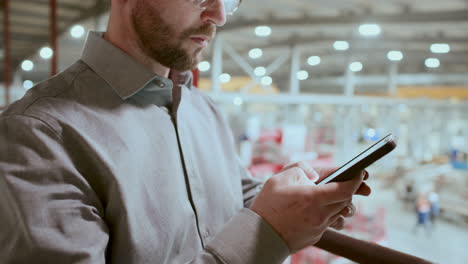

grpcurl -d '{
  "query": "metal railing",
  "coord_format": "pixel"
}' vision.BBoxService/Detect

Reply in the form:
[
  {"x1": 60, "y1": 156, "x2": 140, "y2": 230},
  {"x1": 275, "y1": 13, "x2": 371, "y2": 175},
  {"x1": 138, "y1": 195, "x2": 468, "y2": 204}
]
[{"x1": 315, "y1": 229, "x2": 434, "y2": 264}]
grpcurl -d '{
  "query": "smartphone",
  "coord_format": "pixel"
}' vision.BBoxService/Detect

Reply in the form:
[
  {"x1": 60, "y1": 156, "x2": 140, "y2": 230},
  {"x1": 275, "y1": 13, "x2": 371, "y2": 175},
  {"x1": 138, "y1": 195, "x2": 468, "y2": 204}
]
[{"x1": 316, "y1": 134, "x2": 397, "y2": 185}]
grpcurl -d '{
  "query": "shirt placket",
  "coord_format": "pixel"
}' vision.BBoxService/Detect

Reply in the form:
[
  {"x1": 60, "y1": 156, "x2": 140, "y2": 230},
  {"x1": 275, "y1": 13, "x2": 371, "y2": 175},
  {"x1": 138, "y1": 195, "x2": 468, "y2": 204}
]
[{"x1": 171, "y1": 88, "x2": 210, "y2": 247}]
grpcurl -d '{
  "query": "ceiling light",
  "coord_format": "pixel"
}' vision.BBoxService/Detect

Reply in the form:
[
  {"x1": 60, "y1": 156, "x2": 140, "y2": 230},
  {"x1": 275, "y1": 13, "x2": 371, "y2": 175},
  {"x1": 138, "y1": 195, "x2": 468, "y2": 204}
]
[
  {"x1": 70, "y1": 25, "x2": 85, "y2": 39},
  {"x1": 387, "y1": 51, "x2": 404, "y2": 61},
  {"x1": 430, "y1": 43, "x2": 450, "y2": 54},
  {"x1": 40, "y1": 47, "x2": 53, "y2": 59},
  {"x1": 198, "y1": 61, "x2": 211, "y2": 72},
  {"x1": 359, "y1": 24, "x2": 381, "y2": 36},
  {"x1": 233, "y1": 97, "x2": 243, "y2": 106},
  {"x1": 297, "y1": 70, "x2": 309, "y2": 81},
  {"x1": 249, "y1": 48, "x2": 263, "y2": 59},
  {"x1": 255, "y1": 26, "x2": 272, "y2": 37},
  {"x1": 219, "y1": 73, "x2": 231, "y2": 83},
  {"x1": 333, "y1": 41, "x2": 349, "y2": 51},
  {"x1": 23, "y1": 80, "x2": 34, "y2": 90},
  {"x1": 261, "y1": 76, "x2": 272, "y2": 86},
  {"x1": 425, "y1": 58, "x2": 440, "y2": 68},
  {"x1": 21, "y1": 60, "x2": 34, "y2": 71},
  {"x1": 254, "y1": 66, "x2": 266, "y2": 77},
  {"x1": 307, "y1": 56, "x2": 321, "y2": 66},
  {"x1": 349, "y1": 62, "x2": 363, "y2": 72}
]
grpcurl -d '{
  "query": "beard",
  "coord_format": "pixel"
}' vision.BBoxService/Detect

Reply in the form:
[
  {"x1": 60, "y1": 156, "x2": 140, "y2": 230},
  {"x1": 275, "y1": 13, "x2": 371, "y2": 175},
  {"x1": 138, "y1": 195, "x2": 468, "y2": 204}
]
[{"x1": 131, "y1": 0, "x2": 215, "y2": 71}]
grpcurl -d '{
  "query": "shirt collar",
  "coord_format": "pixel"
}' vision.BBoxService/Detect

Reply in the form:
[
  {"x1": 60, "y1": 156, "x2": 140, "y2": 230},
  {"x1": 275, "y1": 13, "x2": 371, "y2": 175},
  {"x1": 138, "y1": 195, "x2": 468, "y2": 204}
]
[{"x1": 80, "y1": 31, "x2": 193, "y2": 106}]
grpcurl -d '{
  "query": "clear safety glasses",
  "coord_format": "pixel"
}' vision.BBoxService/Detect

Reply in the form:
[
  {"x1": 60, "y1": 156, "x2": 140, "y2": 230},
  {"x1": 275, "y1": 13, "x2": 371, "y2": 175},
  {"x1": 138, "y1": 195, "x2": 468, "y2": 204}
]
[{"x1": 190, "y1": 0, "x2": 242, "y2": 16}]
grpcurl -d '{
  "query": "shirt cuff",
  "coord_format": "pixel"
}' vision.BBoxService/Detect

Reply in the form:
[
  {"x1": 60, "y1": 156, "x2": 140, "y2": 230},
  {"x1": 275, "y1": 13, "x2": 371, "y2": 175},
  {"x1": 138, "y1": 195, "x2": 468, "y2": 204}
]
[{"x1": 205, "y1": 208, "x2": 290, "y2": 264}]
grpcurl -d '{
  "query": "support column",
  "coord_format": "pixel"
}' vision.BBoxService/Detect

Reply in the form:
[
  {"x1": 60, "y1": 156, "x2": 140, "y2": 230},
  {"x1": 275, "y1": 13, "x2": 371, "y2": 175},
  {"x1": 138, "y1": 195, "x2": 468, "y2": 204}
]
[
  {"x1": 388, "y1": 62, "x2": 398, "y2": 96},
  {"x1": 3, "y1": 0, "x2": 11, "y2": 106},
  {"x1": 50, "y1": 0, "x2": 58, "y2": 76},
  {"x1": 211, "y1": 36, "x2": 223, "y2": 94},
  {"x1": 289, "y1": 45, "x2": 301, "y2": 95},
  {"x1": 344, "y1": 64, "x2": 355, "y2": 96}
]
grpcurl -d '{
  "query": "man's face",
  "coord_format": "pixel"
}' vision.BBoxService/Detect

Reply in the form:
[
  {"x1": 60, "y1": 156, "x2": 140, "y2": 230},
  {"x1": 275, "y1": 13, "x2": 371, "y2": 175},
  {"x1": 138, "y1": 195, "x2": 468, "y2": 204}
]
[{"x1": 131, "y1": 0, "x2": 218, "y2": 71}]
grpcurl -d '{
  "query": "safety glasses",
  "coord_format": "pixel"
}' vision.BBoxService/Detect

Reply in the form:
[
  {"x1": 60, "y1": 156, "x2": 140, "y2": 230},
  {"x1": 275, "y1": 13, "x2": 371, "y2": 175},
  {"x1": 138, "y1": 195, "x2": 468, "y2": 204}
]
[{"x1": 191, "y1": 0, "x2": 242, "y2": 16}]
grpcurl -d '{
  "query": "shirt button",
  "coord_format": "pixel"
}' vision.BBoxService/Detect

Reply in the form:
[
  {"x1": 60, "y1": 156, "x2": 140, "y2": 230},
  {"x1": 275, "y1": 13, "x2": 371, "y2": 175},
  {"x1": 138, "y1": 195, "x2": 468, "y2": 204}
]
[{"x1": 159, "y1": 83, "x2": 165, "y2": 88}]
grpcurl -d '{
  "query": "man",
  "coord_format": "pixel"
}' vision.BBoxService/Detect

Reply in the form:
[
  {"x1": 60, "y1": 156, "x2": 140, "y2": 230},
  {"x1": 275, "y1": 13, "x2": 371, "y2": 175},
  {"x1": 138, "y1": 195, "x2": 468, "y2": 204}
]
[{"x1": 0, "y1": 0, "x2": 371, "y2": 263}]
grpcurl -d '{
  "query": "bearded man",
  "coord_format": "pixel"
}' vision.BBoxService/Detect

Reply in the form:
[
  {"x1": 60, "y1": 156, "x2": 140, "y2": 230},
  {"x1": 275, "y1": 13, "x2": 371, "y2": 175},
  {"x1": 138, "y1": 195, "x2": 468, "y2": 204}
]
[{"x1": 0, "y1": 0, "x2": 371, "y2": 263}]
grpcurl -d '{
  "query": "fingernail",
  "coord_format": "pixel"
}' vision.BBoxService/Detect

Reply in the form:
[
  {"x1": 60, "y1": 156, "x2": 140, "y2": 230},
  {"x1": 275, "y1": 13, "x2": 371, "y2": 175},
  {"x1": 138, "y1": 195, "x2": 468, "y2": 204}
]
[
  {"x1": 301, "y1": 162, "x2": 313, "y2": 173},
  {"x1": 347, "y1": 205, "x2": 354, "y2": 216},
  {"x1": 363, "y1": 171, "x2": 369, "y2": 180},
  {"x1": 302, "y1": 162, "x2": 320, "y2": 182}
]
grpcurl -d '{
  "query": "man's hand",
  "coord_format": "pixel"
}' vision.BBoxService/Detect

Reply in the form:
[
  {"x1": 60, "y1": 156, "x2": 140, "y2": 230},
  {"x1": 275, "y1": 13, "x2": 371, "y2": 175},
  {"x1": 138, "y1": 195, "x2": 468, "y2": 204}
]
[{"x1": 249, "y1": 161, "x2": 371, "y2": 253}]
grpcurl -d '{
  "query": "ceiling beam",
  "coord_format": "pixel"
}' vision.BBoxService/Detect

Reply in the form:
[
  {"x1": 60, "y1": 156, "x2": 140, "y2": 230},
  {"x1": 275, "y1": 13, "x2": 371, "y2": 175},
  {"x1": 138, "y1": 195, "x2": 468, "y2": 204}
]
[
  {"x1": 227, "y1": 36, "x2": 468, "y2": 54},
  {"x1": 285, "y1": 73, "x2": 468, "y2": 87},
  {"x1": 222, "y1": 9, "x2": 468, "y2": 31},
  {"x1": 13, "y1": 0, "x2": 91, "y2": 11}
]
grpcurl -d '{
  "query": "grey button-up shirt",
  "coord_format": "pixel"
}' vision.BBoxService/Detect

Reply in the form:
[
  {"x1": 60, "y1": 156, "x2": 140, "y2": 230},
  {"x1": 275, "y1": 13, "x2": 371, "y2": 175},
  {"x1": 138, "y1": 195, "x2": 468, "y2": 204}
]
[{"x1": 0, "y1": 32, "x2": 289, "y2": 263}]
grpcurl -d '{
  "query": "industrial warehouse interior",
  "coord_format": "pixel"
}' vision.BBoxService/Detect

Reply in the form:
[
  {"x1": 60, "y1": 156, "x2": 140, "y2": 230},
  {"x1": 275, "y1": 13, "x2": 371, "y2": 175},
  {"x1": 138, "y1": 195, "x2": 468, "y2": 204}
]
[{"x1": 1, "y1": 0, "x2": 468, "y2": 264}]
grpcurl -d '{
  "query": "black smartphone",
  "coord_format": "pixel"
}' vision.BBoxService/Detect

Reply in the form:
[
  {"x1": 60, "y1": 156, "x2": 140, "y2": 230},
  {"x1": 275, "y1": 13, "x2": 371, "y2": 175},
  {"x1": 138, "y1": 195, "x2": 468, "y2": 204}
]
[{"x1": 316, "y1": 134, "x2": 397, "y2": 185}]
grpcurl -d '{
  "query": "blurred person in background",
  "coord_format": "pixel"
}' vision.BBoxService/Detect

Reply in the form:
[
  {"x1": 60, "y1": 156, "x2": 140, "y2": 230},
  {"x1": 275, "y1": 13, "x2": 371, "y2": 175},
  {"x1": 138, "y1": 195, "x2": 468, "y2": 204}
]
[
  {"x1": 403, "y1": 179, "x2": 417, "y2": 210},
  {"x1": 428, "y1": 190, "x2": 440, "y2": 228},
  {"x1": 413, "y1": 194, "x2": 432, "y2": 237},
  {"x1": 0, "y1": 0, "x2": 371, "y2": 263}
]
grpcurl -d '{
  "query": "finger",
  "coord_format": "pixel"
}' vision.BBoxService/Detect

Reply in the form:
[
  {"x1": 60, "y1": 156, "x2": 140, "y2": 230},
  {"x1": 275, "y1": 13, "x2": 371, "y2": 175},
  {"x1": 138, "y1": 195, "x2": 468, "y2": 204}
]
[
  {"x1": 363, "y1": 170, "x2": 369, "y2": 181},
  {"x1": 276, "y1": 167, "x2": 314, "y2": 186},
  {"x1": 323, "y1": 200, "x2": 349, "y2": 218},
  {"x1": 315, "y1": 171, "x2": 365, "y2": 205},
  {"x1": 282, "y1": 161, "x2": 320, "y2": 182},
  {"x1": 315, "y1": 166, "x2": 339, "y2": 182},
  {"x1": 329, "y1": 216, "x2": 346, "y2": 230},
  {"x1": 355, "y1": 182, "x2": 372, "y2": 196},
  {"x1": 339, "y1": 202, "x2": 356, "y2": 218}
]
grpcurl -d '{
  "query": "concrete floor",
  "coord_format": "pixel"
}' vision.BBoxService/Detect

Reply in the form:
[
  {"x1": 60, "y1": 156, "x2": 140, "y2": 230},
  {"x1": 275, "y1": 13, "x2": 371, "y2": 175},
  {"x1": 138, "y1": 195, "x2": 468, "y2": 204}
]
[{"x1": 354, "y1": 180, "x2": 468, "y2": 264}]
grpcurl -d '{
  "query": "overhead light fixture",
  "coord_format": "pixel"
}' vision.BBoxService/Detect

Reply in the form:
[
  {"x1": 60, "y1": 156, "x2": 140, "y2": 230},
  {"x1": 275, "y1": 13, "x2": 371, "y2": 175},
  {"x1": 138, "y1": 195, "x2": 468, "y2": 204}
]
[
  {"x1": 70, "y1": 25, "x2": 85, "y2": 39},
  {"x1": 430, "y1": 43, "x2": 450, "y2": 54},
  {"x1": 249, "y1": 48, "x2": 263, "y2": 59},
  {"x1": 387, "y1": 50, "x2": 404, "y2": 61},
  {"x1": 233, "y1": 97, "x2": 243, "y2": 106},
  {"x1": 219, "y1": 73, "x2": 231, "y2": 83},
  {"x1": 21, "y1": 60, "x2": 34, "y2": 71},
  {"x1": 40, "y1": 47, "x2": 54, "y2": 60},
  {"x1": 297, "y1": 70, "x2": 309, "y2": 81},
  {"x1": 254, "y1": 66, "x2": 266, "y2": 77},
  {"x1": 198, "y1": 61, "x2": 211, "y2": 72},
  {"x1": 23, "y1": 80, "x2": 34, "y2": 90},
  {"x1": 261, "y1": 76, "x2": 272, "y2": 86},
  {"x1": 349, "y1": 62, "x2": 363, "y2": 72},
  {"x1": 359, "y1": 24, "x2": 381, "y2": 37},
  {"x1": 425, "y1": 58, "x2": 440, "y2": 68},
  {"x1": 307, "y1": 56, "x2": 321, "y2": 66},
  {"x1": 255, "y1": 26, "x2": 272, "y2": 37},
  {"x1": 333, "y1": 41, "x2": 349, "y2": 51}
]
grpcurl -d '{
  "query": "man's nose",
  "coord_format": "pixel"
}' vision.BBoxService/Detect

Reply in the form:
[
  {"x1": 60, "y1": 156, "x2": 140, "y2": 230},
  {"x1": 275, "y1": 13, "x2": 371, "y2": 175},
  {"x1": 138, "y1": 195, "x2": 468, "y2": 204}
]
[{"x1": 200, "y1": 0, "x2": 227, "y2": 27}]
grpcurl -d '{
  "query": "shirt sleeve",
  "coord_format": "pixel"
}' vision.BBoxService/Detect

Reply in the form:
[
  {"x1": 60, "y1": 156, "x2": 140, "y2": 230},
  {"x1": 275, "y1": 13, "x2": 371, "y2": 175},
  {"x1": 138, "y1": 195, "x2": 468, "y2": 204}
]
[
  {"x1": 0, "y1": 114, "x2": 109, "y2": 263},
  {"x1": 195, "y1": 208, "x2": 290, "y2": 264}
]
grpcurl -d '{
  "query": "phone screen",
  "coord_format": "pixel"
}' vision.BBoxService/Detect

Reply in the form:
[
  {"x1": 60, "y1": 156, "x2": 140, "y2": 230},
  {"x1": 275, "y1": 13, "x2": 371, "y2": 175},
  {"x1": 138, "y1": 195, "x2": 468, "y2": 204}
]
[{"x1": 317, "y1": 134, "x2": 396, "y2": 185}]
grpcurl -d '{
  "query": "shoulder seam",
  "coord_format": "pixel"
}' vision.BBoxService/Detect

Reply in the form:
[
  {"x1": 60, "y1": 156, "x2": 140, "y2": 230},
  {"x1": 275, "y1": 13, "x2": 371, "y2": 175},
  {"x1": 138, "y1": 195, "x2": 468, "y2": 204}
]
[{"x1": 21, "y1": 62, "x2": 88, "y2": 115}]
